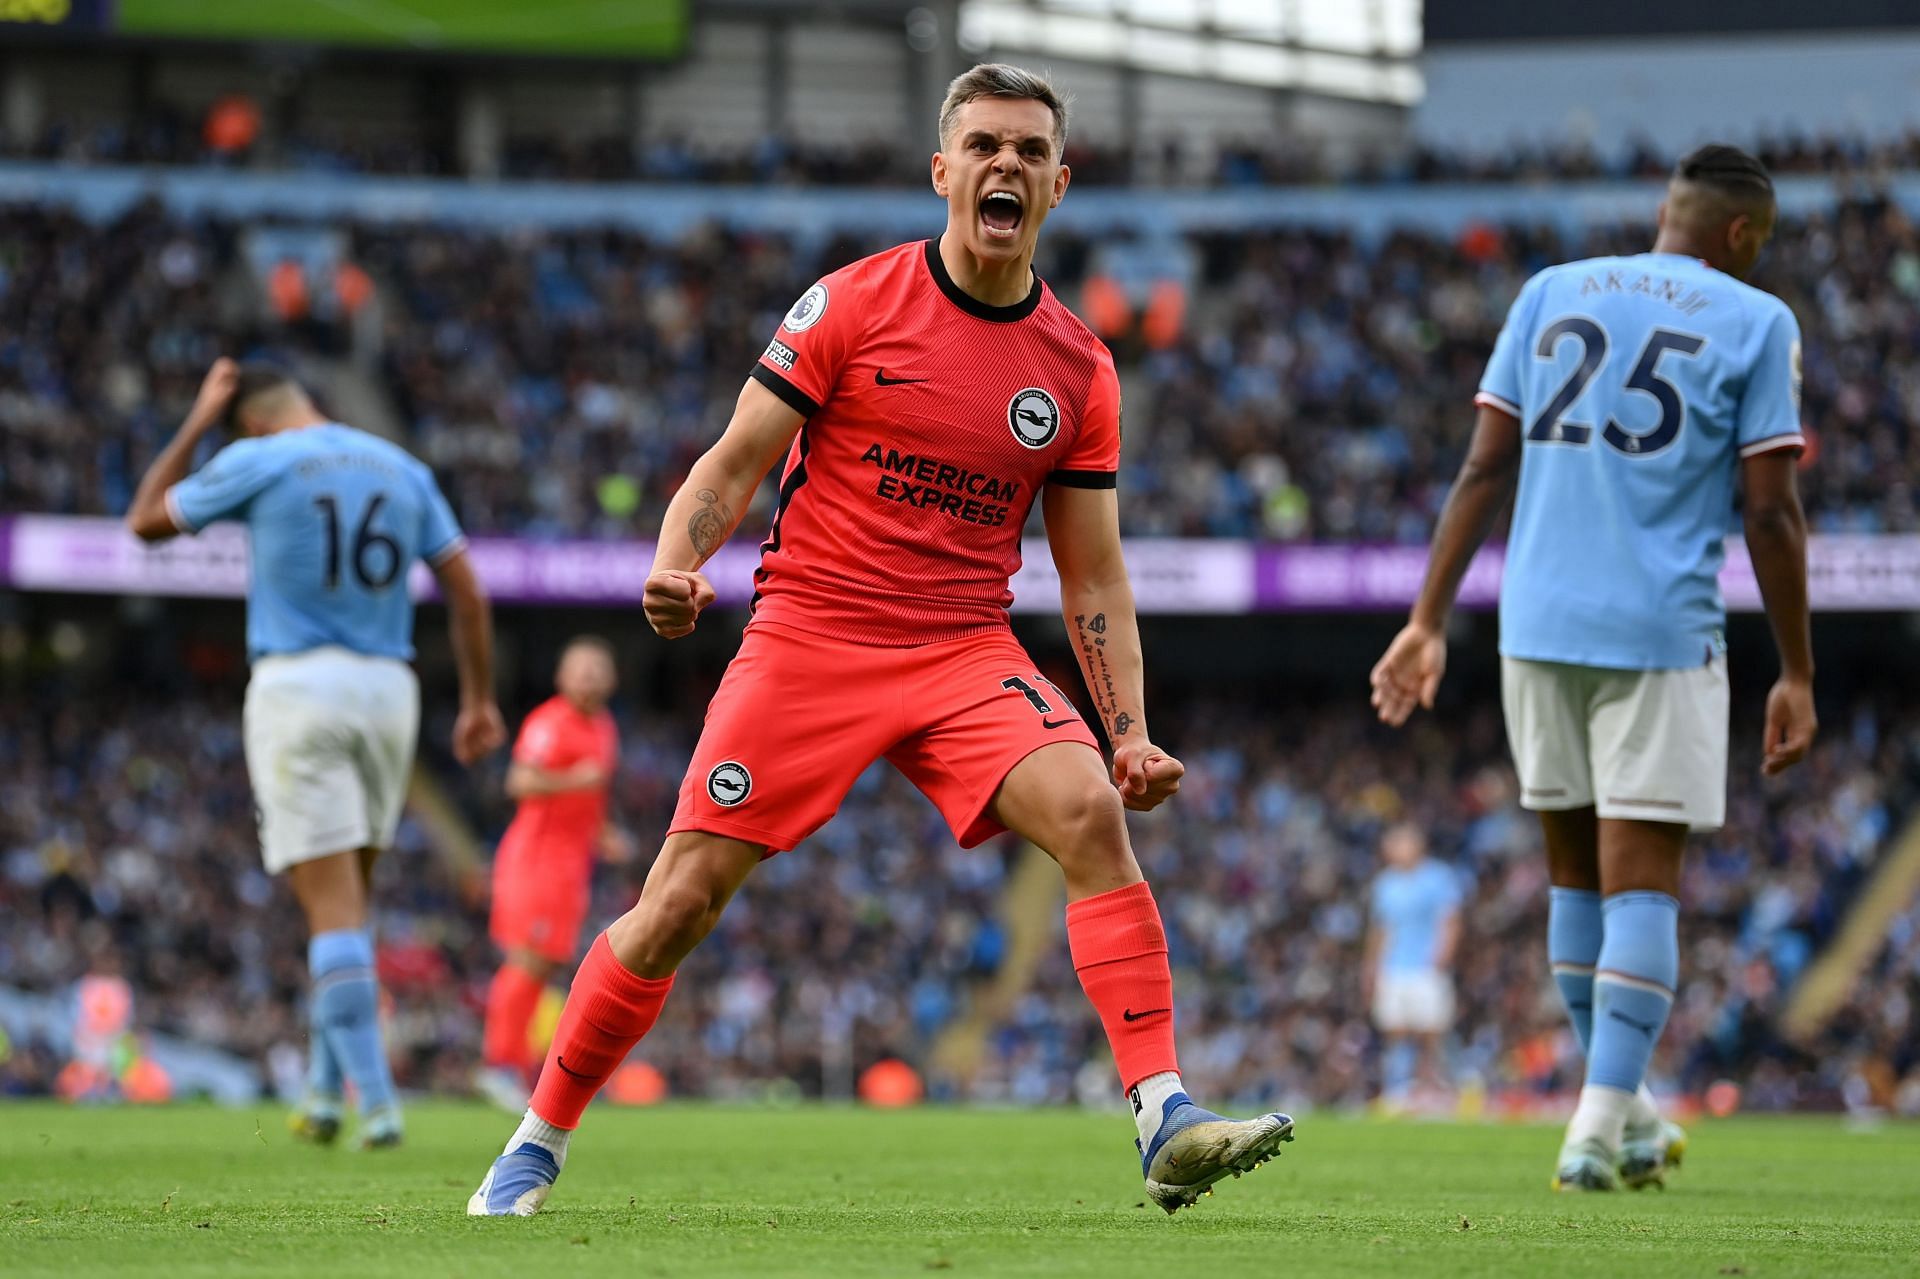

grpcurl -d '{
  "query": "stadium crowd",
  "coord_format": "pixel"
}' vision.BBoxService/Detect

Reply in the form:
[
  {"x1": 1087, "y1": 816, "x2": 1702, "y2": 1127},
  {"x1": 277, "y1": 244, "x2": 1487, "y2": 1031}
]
[
  {"x1": 1125, "y1": 193, "x2": 1920, "y2": 539},
  {"x1": 4, "y1": 190, "x2": 1919, "y2": 542},
  {"x1": 3, "y1": 670, "x2": 1914, "y2": 1115},
  {"x1": 1014, "y1": 698, "x2": 1916, "y2": 1115},
  {"x1": 5, "y1": 134, "x2": 1917, "y2": 1116},
  {"x1": 12, "y1": 112, "x2": 1920, "y2": 189}
]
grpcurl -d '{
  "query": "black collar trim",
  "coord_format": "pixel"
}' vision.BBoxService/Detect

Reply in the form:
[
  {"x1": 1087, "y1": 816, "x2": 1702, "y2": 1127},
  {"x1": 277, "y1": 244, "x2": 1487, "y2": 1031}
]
[{"x1": 922, "y1": 238, "x2": 1044, "y2": 322}]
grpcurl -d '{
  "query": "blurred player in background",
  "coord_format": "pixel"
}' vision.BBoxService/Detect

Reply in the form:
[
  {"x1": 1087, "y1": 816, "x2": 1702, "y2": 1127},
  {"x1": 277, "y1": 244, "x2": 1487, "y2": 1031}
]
[
  {"x1": 127, "y1": 359, "x2": 505, "y2": 1148},
  {"x1": 476, "y1": 636, "x2": 630, "y2": 1112},
  {"x1": 470, "y1": 63, "x2": 1293, "y2": 1219},
  {"x1": 1363, "y1": 823, "x2": 1461, "y2": 1109},
  {"x1": 1371, "y1": 145, "x2": 1815, "y2": 1190}
]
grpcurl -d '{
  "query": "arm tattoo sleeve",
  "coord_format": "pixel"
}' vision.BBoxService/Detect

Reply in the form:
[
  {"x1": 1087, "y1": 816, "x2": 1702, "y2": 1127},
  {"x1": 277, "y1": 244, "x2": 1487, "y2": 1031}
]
[
  {"x1": 687, "y1": 488, "x2": 734, "y2": 560},
  {"x1": 1073, "y1": 611, "x2": 1131, "y2": 737}
]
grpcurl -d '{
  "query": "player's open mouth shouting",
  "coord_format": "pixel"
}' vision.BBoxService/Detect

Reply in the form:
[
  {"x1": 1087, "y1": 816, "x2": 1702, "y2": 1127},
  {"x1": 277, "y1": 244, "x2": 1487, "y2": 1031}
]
[{"x1": 980, "y1": 189, "x2": 1023, "y2": 241}]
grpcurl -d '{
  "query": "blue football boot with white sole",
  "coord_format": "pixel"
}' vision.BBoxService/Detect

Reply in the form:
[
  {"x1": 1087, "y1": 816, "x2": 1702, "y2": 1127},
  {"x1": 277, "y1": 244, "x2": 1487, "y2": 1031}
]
[
  {"x1": 1138, "y1": 1092, "x2": 1295, "y2": 1214},
  {"x1": 467, "y1": 1143, "x2": 561, "y2": 1217}
]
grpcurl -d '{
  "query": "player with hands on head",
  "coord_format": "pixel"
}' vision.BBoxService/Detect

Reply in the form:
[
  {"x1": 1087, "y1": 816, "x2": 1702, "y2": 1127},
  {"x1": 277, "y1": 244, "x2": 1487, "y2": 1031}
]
[
  {"x1": 470, "y1": 63, "x2": 1285, "y2": 1222},
  {"x1": 127, "y1": 358, "x2": 504, "y2": 1149},
  {"x1": 1371, "y1": 145, "x2": 1815, "y2": 1191}
]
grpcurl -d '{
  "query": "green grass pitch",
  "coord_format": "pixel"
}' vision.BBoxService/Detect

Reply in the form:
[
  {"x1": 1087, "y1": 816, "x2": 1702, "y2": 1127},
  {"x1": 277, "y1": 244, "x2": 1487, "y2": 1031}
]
[
  {"x1": 116, "y1": 1, "x2": 684, "y2": 57},
  {"x1": 3, "y1": 1104, "x2": 1917, "y2": 1277}
]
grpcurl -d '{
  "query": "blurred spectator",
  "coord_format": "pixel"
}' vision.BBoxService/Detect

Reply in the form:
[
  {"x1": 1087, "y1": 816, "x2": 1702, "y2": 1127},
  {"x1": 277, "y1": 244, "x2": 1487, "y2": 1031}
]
[
  {"x1": 202, "y1": 96, "x2": 262, "y2": 160},
  {"x1": 267, "y1": 259, "x2": 310, "y2": 324}
]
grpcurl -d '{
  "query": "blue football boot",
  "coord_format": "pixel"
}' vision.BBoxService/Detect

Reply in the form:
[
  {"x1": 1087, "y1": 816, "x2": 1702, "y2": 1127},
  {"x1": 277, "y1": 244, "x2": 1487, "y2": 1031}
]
[
  {"x1": 1138, "y1": 1092, "x2": 1295, "y2": 1213},
  {"x1": 466, "y1": 1142, "x2": 561, "y2": 1216}
]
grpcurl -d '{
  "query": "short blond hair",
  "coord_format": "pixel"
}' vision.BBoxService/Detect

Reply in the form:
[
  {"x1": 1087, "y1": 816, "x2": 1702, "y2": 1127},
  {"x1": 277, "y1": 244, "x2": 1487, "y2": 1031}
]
[{"x1": 938, "y1": 63, "x2": 1069, "y2": 159}]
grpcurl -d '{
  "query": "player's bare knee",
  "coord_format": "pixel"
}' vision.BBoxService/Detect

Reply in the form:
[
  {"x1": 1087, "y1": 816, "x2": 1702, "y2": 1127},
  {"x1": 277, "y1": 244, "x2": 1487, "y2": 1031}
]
[
  {"x1": 1036, "y1": 780, "x2": 1130, "y2": 872},
  {"x1": 610, "y1": 881, "x2": 726, "y2": 974},
  {"x1": 289, "y1": 851, "x2": 367, "y2": 933},
  {"x1": 656, "y1": 881, "x2": 727, "y2": 939},
  {"x1": 1598, "y1": 817, "x2": 1687, "y2": 896}
]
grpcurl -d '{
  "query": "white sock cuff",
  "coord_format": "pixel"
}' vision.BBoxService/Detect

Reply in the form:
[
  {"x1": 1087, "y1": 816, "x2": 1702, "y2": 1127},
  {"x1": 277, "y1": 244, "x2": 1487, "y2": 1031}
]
[
  {"x1": 507, "y1": 1109, "x2": 573, "y2": 1160},
  {"x1": 1129, "y1": 1070, "x2": 1185, "y2": 1138},
  {"x1": 1131, "y1": 1071, "x2": 1183, "y2": 1106}
]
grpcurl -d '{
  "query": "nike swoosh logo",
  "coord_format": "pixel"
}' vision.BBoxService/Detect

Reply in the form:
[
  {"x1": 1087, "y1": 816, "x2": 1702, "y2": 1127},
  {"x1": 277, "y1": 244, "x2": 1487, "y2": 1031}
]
[
  {"x1": 1607, "y1": 1010, "x2": 1659, "y2": 1038},
  {"x1": 1041, "y1": 717, "x2": 1078, "y2": 730},
  {"x1": 875, "y1": 369, "x2": 928, "y2": 385},
  {"x1": 554, "y1": 1055, "x2": 594, "y2": 1083},
  {"x1": 1121, "y1": 1007, "x2": 1169, "y2": 1022}
]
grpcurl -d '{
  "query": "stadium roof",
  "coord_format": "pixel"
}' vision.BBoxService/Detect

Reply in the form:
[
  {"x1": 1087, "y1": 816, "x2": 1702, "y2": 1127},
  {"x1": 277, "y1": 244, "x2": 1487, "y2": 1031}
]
[{"x1": 957, "y1": 0, "x2": 1422, "y2": 104}]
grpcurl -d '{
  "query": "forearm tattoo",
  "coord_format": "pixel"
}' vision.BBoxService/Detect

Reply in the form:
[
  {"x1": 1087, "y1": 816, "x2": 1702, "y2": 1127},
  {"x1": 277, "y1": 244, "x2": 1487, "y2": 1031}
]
[
  {"x1": 1074, "y1": 611, "x2": 1132, "y2": 737},
  {"x1": 687, "y1": 488, "x2": 733, "y2": 559}
]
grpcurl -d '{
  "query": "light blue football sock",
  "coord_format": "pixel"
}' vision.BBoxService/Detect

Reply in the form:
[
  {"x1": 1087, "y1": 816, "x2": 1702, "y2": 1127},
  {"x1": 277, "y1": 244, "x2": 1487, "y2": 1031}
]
[
  {"x1": 309, "y1": 928, "x2": 397, "y2": 1116},
  {"x1": 1548, "y1": 887, "x2": 1603, "y2": 1055},
  {"x1": 1382, "y1": 1038, "x2": 1418, "y2": 1100},
  {"x1": 304, "y1": 935, "x2": 345, "y2": 1109},
  {"x1": 1586, "y1": 892, "x2": 1679, "y2": 1094}
]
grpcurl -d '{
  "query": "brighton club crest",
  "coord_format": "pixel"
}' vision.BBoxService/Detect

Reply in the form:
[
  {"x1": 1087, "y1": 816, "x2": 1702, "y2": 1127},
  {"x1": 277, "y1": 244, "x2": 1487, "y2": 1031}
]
[
  {"x1": 706, "y1": 760, "x2": 752, "y2": 807},
  {"x1": 1008, "y1": 387, "x2": 1060, "y2": 449}
]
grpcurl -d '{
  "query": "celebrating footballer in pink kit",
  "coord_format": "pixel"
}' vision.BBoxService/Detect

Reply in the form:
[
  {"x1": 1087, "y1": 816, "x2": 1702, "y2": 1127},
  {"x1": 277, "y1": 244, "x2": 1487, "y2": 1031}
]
[{"x1": 469, "y1": 63, "x2": 1294, "y2": 1218}]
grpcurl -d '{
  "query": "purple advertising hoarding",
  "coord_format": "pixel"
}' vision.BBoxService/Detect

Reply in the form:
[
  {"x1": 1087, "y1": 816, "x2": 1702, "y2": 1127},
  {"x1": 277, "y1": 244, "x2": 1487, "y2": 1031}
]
[
  {"x1": 4, "y1": 516, "x2": 1918, "y2": 613},
  {"x1": 0, "y1": 517, "x2": 1258, "y2": 614}
]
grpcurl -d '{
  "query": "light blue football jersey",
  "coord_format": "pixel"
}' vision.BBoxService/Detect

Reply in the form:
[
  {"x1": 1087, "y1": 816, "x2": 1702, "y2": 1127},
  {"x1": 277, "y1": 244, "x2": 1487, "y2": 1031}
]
[
  {"x1": 167, "y1": 423, "x2": 466, "y2": 661},
  {"x1": 1478, "y1": 253, "x2": 1804, "y2": 670},
  {"x1": 1371, "y1": 860, "x2": 1463, "y2": 975}
]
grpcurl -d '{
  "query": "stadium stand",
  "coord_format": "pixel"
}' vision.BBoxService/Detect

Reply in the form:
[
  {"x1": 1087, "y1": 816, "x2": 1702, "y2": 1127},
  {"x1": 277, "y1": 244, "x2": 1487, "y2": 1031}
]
[
  {"x1": 3, "y1": 666, "x2": 1914, "y2": 1114},
  {"x1": 3, "y1": 191, "x2": 1917, "y2": 541},
  {"x1": 9, "y1": 9, "x2": 1920, "y2": 1272},
  {"x1": 11, "y1": 116, "x2": 1920, "y2": 188},
  {"x1": 4, "y1": 49, "x2": 1917, "y2": 1121}
]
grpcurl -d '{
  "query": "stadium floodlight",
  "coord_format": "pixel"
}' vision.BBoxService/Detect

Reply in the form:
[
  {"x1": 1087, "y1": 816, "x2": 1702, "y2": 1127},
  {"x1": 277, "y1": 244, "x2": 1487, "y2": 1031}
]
[{"x1": 956, "y1": 0, "x2": 1423, "y2": 104}]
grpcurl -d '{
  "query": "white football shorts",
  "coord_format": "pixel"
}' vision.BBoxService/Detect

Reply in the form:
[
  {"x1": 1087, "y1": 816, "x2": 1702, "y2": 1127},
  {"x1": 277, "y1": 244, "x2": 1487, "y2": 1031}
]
[
  {"x1": 243, "y1": 646, "x2": 420, "y2": 873},
  {"x1": 1372, "y1": 968, "x2": 1455, "y2": 1035},
  {"x1": 1501, "y1": 653, "x2": 1729, "y2": 833}
]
